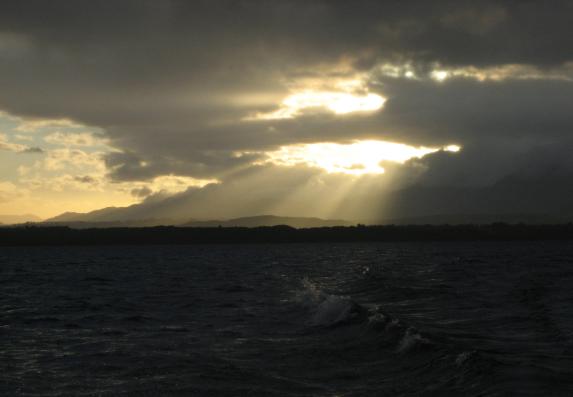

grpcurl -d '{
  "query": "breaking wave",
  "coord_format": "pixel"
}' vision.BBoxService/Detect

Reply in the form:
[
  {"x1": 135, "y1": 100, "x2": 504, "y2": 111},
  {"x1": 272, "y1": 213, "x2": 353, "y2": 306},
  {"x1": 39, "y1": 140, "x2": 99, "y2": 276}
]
[{"x1": 294, "y1": 278, "x2": 433, "y2": 352}]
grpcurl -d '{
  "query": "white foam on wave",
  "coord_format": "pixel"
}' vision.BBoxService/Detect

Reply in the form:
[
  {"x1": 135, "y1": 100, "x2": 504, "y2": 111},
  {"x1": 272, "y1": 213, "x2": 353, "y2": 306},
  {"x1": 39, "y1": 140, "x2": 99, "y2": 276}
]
[
  {"x1": 294, "y1": 280, "x2": 435, "y2": 356},
  {"x1": 295, "y1": 278, "x2": 358, "y2": 327},
  {"x1": 311, "y1": 295, "x2": 357, "y2": 327},
  {"x1": 455, "y1": 351, "x2": 473, "y2": 366},
  {"x1": 397, "y1": 327, "x2": 428, "y2": 353},
  {"x1": 367, "y1": 311, "x2": 386, "y2": 325}
]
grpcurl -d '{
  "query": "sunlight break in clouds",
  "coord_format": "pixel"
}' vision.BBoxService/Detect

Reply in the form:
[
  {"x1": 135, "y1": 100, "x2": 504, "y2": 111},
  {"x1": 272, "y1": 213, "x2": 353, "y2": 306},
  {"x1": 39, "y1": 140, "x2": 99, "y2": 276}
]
[
  {"x1": 249, "y1": 91, "x2": 386, "y2": 120},
  {"x1": 426, "y1": 64, "x2": 573, "y2": 82},
  {"x1": 259, "y1": 140, "x2": 461, "y2": 175}
]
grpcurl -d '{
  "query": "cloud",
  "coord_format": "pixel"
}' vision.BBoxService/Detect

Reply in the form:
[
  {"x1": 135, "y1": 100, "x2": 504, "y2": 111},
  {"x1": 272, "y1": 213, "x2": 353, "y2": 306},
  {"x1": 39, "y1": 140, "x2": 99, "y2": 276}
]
[
  {"x1": 0, "y1": 181, "x2": 24, "y2": 203},
  {"x1": 14, "y1": 134, "x2": 33, "y2": 141},
  {"x1": 0, "y1": 133, "x2": 43, "y2": 154},
  {"x1": 440, "y1": 4, "x2": 507, "y2": 35},
  {"x1": 73, "y1": 175, "x2": 98, "y2": 184},
  {"x1": 14, "y1": 118, "x2": 83, "y2": 133},
  {"x1": 0, "y1": 32, "x2": 31, "y2": 59},
  {"x1": 0, "y1": 139, "x2": 24, "y2": 152},
  {"x1": 0, "y1": 1, "x2": 572, "y2": 219},
  {"x1": 44, "y1": 131, "x2": 104, "y2": 147},
  {"x1": 131, "y1": 186, "x2": 153, "y2": 198},
  {"x1": 43, "y1": 148, "x2": 105, "y2": 172},
  {"x1": 21, "y1": 146, "x2": 44, "y2": 154}
]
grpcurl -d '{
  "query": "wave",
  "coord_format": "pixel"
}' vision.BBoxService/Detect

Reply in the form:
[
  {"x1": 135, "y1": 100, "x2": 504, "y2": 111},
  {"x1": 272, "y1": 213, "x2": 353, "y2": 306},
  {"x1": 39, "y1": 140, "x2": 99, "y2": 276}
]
[
  {"x1": 293, "y1": 278, "x2": 431, "y2": 350},
  {"x1": 294, "y1": 278, "x2": 366, "y2": 327},
  {"x1": 292, "y1": 279, "x2": 490, "y2": 364},
  {"x1": 397, "y1": 327, "x2": 430, "y2": 353},
  {"x1": 289, "y1": 279, "x2": 508, "y2": 395}
]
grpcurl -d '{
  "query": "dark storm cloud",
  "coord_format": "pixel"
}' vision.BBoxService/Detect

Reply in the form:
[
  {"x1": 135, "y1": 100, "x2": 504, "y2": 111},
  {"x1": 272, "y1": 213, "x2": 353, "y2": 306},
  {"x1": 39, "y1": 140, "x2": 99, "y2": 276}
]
[
  {"x1": 104, "y1": 149, "x2": 263, "y2": 181},
  {"x1": 1, "y1": 0, "x2": 573, "y2": 220},
  {"x1": 370, "y1": 76, "x2": 573, "y2": 145},
  {"x1": 92, "y1": 72, "x2": 573, "y2": 181},
  {"x1": 2, "y1": 1, "x2": 571, "y2": 66}
]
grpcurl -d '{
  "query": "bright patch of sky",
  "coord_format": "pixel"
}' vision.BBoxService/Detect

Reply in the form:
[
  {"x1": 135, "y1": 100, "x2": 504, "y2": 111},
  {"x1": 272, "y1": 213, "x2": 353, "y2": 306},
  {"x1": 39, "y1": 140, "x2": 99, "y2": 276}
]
[
  {"x1": 375, "y1": 62, "x2": 573, "y2": 82},
  {"x1": 246, "y1": 75, "x2": 386, "y2": 121},
  {"x1": 254, "y1": 140, "x2": 461, "y2": 175},
  {"x1": 0, "y1": 112, "x2": 210, "y2": 219}
]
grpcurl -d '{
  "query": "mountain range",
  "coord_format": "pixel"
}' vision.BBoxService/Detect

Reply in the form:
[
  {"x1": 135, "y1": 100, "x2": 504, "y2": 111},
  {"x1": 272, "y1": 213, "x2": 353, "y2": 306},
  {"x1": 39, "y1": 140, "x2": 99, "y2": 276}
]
[{"x1": 38, "y1": 214, "x2": 352, "y2": 229}]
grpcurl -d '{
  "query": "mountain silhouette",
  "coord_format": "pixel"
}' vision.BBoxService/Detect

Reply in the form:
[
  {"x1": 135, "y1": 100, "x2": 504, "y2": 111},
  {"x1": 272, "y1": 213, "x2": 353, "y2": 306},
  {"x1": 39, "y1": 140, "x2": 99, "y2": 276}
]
[
  {"x1": 181, "y1": 215, "x2": 352, "y2": 228},
  {"x1": 40, "y1": 214, "x2": 351, "y2": 229}
]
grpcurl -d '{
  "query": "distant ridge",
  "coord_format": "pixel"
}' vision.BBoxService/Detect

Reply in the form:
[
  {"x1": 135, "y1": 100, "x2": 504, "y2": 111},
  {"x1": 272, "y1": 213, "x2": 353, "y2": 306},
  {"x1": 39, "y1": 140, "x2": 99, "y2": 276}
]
[
  {"x1": 181, "y1": 215, "x2": 352, "y2": 228},
  {"x1": 40, "y1": 211, "x2": 573, "y2": 229},
  {"x1": 45, "y1": 207, "x2": 123, "y2": 223},
  {"x1": 38, "y1": 214, "x2": 351, "y2": 229},
  {"x1": 39, "y1": 219, "x2": 180, "y2": 229}
]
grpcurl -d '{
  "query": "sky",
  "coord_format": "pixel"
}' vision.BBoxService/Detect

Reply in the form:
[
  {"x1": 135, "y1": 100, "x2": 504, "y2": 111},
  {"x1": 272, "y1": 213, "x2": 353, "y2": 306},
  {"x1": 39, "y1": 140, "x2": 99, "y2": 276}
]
[{"x1": 0, "y1": 0, "x2": 572, "y2": 222}]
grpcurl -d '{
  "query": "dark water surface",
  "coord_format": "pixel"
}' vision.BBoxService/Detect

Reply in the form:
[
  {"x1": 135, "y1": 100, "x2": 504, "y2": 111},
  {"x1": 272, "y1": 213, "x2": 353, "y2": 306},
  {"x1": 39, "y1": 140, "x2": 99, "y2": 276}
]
[{"x1": 2, "y1": 242, "x2": 573, "y2": 396}]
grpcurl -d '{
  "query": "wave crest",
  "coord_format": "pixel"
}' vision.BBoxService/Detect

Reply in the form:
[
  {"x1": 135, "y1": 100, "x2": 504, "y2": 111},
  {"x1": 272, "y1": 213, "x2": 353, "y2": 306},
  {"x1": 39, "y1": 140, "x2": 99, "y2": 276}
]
[{"x1": 295, "y1": 278, "x2": 363, "y2": 327}]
